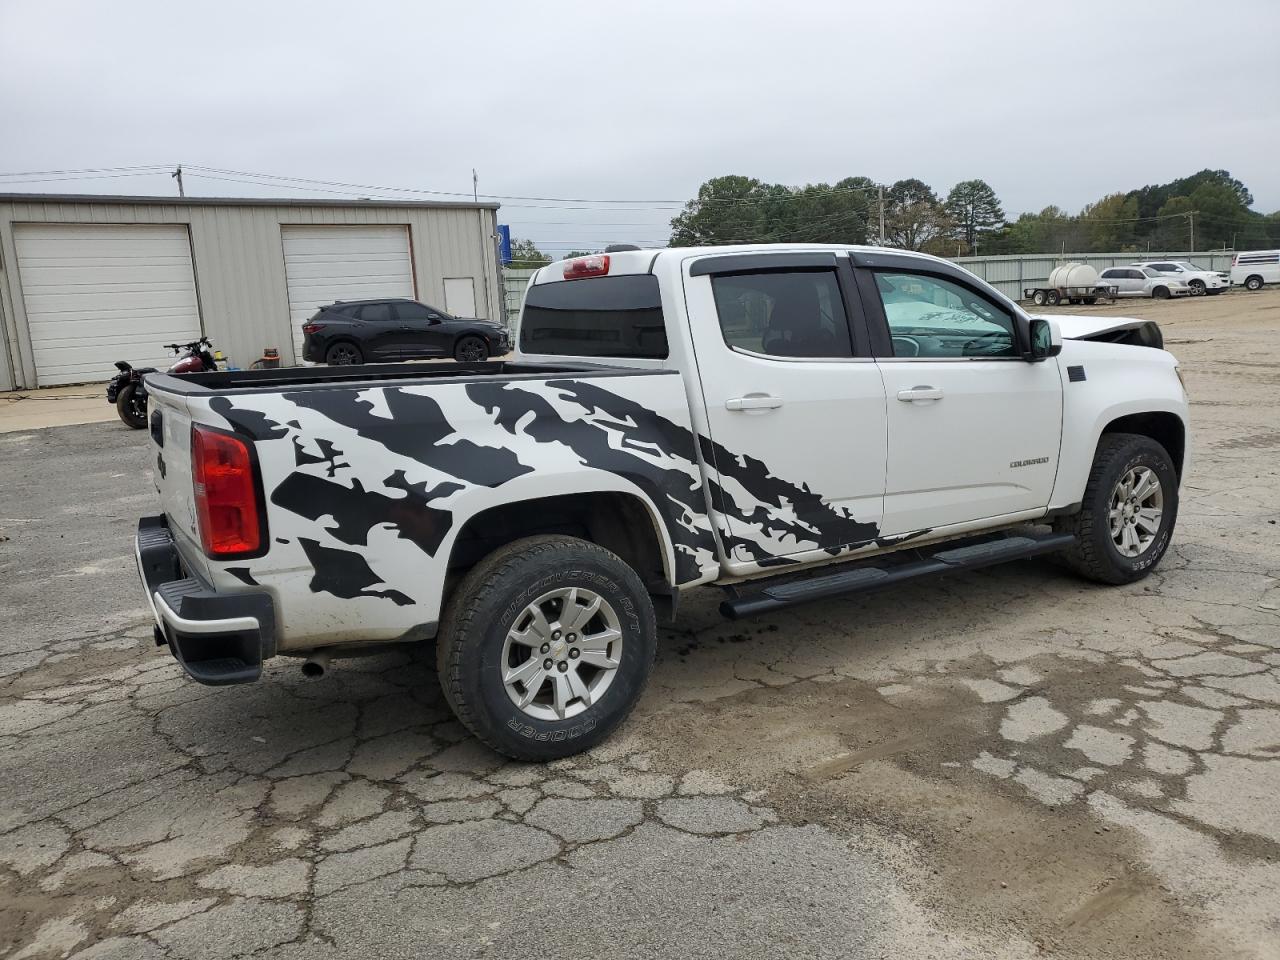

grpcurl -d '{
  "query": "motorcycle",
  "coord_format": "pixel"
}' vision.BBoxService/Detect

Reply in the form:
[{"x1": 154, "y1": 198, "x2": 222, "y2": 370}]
[{"x1": 107, "y1": 337, "x2": 218, "y2": 429}]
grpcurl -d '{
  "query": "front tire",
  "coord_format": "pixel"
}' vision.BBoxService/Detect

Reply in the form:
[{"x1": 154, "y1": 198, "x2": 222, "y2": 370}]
[
  {"x1": 116, "y1": 383, "x2": 147, "y2": 429},
  {"x1": 1189, "y1": 279, "x2": 1205, "y2": 296},
  {"x1": 1031, "y1": 290, "x2": 1047, "y2": 306},
  {"x1": 454, "y1": 335, "x2": 488, "y2": 363},
  {"x1": 1053, "y1": 433, "x2": 1178, "y2": 585},
  {"x1": 437, "y1": 535, "x2": 657, "y2": 761}
]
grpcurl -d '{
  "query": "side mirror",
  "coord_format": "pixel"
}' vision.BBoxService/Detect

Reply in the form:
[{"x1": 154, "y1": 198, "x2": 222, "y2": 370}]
[
  {"x1": 428, "y1": 313, "x2": 442, "y2": 323},
  {"x1": 1028, "y1": 317, "x2": 1062, "y2": 360}
]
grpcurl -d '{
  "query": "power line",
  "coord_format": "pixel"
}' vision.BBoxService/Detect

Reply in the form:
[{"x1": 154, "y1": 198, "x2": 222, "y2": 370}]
[
  {"x1": 0, "y1": 163, "x2": 173, "y2": 178},
  {"x1": 183, "y1": 163, "x2": 881, "y2": 208},
  {"x1": 0, "y1": 170, "x2": 175, "y2": 186}
]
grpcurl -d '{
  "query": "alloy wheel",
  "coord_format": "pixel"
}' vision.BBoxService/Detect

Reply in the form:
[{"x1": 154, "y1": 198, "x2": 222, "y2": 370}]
[
  {"x1": 328, "y1": 344, "x2": 359, "y2": 365},
  {"x1": 1109, "y1": 466, "x2": 1164, "y2": 558},
  {"x1": 500, "y1": 587, "x2": 624, "y2": 721}
]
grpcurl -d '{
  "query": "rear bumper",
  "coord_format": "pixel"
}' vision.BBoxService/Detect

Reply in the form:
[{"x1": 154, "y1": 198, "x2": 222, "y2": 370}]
[{"x1": 135, "y1": 515, "x2": 275, "y2": 685}]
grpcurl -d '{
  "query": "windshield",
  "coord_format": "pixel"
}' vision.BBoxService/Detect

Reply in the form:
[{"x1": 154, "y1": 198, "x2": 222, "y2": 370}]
[
  {"x1": 1176, "y1": 262, "x2": 1211, "y2": 272},
  {"x1": 1142, "y1": 268, "x2": 1162, "y2": 278}
]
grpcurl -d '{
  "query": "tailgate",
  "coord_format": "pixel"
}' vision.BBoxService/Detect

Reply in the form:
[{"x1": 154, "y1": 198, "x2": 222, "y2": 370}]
[{"x1": 145, "y1": 379, "x2": 207, "y2": 575}]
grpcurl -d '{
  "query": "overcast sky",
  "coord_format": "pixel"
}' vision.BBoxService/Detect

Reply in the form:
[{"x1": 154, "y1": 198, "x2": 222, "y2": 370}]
[{"x1": 2, "y1": 0, "x2": 1277, "y2": 253}]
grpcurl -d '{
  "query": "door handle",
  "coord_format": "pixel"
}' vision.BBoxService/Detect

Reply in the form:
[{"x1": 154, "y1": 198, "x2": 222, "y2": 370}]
[
  {"x1": 725, "y1": 395, "x2": 783, "y2": 412},
  {"x1": 897, "y1": 386, "x2": 943, "y2": 402}
]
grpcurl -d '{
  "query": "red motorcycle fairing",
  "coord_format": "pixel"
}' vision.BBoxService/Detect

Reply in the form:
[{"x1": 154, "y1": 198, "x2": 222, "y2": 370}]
[{"x1": 168, "y1": 355, "x2": 204, "y2": 374}]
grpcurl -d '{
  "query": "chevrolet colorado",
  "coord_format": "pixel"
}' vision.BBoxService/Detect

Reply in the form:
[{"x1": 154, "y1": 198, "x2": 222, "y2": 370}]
[{"x1": 135, "y1": 245, "x2": 1188, "y2": 760}]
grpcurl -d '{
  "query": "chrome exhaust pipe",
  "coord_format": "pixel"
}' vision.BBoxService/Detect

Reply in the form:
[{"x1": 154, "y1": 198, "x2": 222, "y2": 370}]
[{"x1": 301, "y1": 652, "x2": 330, "y2": 679}]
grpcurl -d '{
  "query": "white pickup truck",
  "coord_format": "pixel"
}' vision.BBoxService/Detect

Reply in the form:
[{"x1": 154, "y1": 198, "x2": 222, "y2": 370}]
[{"x1": 136, "y1": 244, "x2": 1189, "y2": 760}]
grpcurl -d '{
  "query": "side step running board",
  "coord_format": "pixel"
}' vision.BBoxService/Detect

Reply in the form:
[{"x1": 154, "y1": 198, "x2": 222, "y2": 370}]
[{"x1": 720, "y1": 531, "x2": 1076, "y2": 620}]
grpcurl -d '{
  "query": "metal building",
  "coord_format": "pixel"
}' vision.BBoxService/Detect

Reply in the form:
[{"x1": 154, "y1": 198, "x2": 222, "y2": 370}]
[{"x1": 0, "y1": 193, "x2": 502, "y2": 390}]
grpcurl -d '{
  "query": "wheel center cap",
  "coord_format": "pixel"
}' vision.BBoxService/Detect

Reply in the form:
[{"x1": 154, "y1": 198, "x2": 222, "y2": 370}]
[{"x1": 550, "y1": 639, "x2": 567, "y2": 659}]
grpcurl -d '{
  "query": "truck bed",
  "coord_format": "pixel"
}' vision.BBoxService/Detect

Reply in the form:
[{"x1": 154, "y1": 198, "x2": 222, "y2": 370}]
[
  {"x1": 143, "y1": 358, "x2": 720, "y2": 649},
  {"x1": 147, "y1": 359, "x2": 641, "y2": 396}
]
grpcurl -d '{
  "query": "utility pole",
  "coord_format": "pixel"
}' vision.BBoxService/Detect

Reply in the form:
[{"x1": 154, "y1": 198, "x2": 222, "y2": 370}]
[
  {"x1": 877, "y1": 184, "x2": 885, "y2": 245},
  {"x1": 172, "y1": 164, "x2": 184, "y2": 197},
  {"x1": 1188, "y1": 211, "x2": 1195, "y2": 252},
  {"x1": 472, "y1": 169, "x2": 478, "y2": 203}
]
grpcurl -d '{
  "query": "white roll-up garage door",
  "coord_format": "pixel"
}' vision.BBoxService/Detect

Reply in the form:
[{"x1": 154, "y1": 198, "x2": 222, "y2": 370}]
[
  {"x1": 14, "y1": 223, "x2": 203, "y2": 386},
  {"x1": 281, "y1": 225, "x2": 414, "y2": 363}
]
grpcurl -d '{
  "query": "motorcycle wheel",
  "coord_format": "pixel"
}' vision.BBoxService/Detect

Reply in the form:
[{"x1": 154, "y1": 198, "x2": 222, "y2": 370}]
[{"x1": 116, "y1": 383, "x2": 148, "y2": 429}]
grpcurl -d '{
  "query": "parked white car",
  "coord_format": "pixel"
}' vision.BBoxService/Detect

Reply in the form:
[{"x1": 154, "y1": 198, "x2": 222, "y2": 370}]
[
  {"x1": 1132, "y1": 260, "x2": 1229, "y2": 296},
  {"x1": 1098, "y1": 266, "x2": 1191, "y2": 299},
  {"x1": 1230, "y1": 250, "x2": 1280, "y2": 291}
]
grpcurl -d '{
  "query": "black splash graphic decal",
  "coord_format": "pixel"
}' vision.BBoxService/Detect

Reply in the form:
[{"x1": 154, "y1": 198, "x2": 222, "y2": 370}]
[
  {"x1": 281, "y1": 387, "x2": 532, "y2": 487},
  {"x1": 272, "y1": 471, "x2": 457, "y2": 557},
  {"x1": 210, "y1": 396, "x2": 289, "y2": 441},
  {"x1": 292, "y1": 436, "x2": 347, "y2": 477},
  {"x1": 466, "y1": 380, "x2": 712, "y2": 583},
  {"x1": 298, "y1": 537, "x2": 413, "y2": 606},
  {"x1": 225, "y1": 566, "x2": 260, "y2": 586},
  {"x1": 695, "y1": 433, "x2": 879, "y2": 560}
]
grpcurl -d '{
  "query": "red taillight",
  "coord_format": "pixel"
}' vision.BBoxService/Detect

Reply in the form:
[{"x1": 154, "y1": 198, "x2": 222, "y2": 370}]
[
  {"x1": 302, "y1": 323, "x2": 325, "y2": 335},
  {"x1": 563, "y1": 254, "x2": 610, "y2": 280},
  {"x1": 192, "y1": 425, "x2": 263, "y2": 557}
]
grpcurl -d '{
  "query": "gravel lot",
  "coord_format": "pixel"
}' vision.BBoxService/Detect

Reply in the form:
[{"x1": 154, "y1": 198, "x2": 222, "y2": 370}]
[{"x1": 2, "y1": 289, "x2": 1279, "y2": 960}]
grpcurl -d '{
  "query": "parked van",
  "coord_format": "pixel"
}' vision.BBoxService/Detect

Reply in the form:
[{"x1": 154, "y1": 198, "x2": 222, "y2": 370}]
[{"x1": 1230, "y1": 250, "x2": 1280, "y2": 291}]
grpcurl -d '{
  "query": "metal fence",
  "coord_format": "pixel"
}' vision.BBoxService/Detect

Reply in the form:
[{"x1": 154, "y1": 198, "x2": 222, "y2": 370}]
[
  {"x1": 502, "y1": 266, "x2": 539, "y2": 326},
  {"x1": 953, "y1": 250, "x2": 1234, "y2": 301},
  {"x1": 501, "y1": 250, "x2": 1236, "y2": 324}
]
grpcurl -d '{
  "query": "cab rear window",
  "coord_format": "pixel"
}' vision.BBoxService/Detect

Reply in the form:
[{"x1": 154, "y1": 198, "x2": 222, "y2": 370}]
[{"x1": 520, "y1": 275, "x2": 667, "y2": 359}]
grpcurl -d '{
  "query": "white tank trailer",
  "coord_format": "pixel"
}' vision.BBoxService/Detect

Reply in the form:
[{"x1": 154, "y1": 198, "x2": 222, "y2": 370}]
[{"x1": 1024, "y1": 262, "x2": 1118, "y2": 306}]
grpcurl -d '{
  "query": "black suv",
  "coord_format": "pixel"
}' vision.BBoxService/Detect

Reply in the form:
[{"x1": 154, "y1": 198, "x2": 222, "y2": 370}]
[{"x1": 301, "y1": 298, "x2": 509, "y2": 365}]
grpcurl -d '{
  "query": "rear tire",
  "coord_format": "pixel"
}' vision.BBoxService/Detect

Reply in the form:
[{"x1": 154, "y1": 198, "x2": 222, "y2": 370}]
[
  {"x1": 437, "y1": 535, "x2": 656, "y2": 761},
  {"x1": 454, "y1": 335, "x2": 488, "y2": 363},
  {"x1": 1245, "y1": 275, "x2": 1264, "y2": 291},
  {"x1": 325, "y1": 342, "x2": 363, "y2": 365},
  {"x1": 1053, "y1": 433, "x2": 1178, "y2": 585},
  {"x1": 116, "y1": 383, "x2": 147, "y2": 429},
  {"x1": 1045, "y1": 290, "x2": 1060, "y2": 306}
]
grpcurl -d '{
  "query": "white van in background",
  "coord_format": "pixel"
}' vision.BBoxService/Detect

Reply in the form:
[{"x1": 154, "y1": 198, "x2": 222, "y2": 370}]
[{"x1": 1230, "y1": 250, "x2": 1280, "y2": 290}]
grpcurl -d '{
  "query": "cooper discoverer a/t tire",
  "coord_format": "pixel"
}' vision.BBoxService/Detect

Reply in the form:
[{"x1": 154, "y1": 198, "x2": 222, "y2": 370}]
[
  {"x1": 437, "y1": 535, "x2": 656, "y2": 761},
  {"x1": 1053, "y1": 433, "x2": 1178, "y2": 585}
]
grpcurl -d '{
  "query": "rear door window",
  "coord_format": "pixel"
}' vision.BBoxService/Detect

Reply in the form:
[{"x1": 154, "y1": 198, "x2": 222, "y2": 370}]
[
  {"x1": 360, "y1": 303, "x2": 392, "y2": 322},
  {"x1": 709, "y1": 269, "x2": 853, "y2": 358},
  {"x1": 520, "y1": 275, "x2": 667, "y2": 358}
]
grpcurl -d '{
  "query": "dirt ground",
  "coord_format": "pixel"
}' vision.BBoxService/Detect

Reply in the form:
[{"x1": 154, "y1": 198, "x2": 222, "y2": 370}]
[{"x1": 1, "y1": 289, "x2": 1278, "y2": 959}]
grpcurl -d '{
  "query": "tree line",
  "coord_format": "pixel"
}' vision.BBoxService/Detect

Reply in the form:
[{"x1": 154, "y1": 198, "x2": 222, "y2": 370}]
[
  {"x1": 507, "y1": 168, "x2": 1279, "y2": 265},
  {"x1": 668, "y1": 168, "x2": 1279, "y2": 256}
]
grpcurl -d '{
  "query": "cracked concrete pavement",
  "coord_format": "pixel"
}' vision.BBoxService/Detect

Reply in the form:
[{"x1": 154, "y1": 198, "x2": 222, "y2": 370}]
[{"x1": 2, "y1": 290, "x2": 1279, "y2": 959}]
